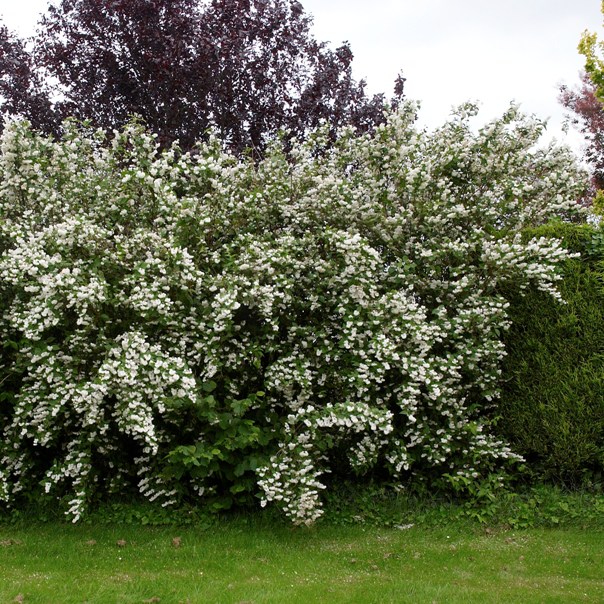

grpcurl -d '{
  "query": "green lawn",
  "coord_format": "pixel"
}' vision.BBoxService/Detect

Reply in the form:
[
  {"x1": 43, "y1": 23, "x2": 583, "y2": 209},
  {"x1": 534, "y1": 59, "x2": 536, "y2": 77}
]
[{"x1": 1, "y1": 520, "x2": 602, "y2": 603}]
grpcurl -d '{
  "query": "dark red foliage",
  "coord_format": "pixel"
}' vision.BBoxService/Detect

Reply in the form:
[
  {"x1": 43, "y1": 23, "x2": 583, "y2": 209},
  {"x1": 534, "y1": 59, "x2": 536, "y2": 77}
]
[
  {"x1": 30, "y1": 0, "x2": 404, "y2": 152},
  {"x1": 35, "y1": 0, "x2": 210, "y2": 147},
  {"x1": 560, "y1": 73, "x2": 604, "y2": 190},
  {"x1": 0, "y1": 22, "x2": 56, "y2": 133}
]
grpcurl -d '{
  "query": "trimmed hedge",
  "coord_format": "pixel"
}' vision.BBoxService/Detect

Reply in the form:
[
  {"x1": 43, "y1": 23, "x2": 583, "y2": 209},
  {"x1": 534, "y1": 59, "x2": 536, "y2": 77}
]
[{"x1": 499, "y1": 222, "x2": 604, "y2": 488}]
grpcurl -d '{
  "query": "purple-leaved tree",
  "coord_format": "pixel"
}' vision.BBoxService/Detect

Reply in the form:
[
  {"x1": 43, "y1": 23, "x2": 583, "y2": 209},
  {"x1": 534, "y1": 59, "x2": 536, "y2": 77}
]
[
  {"x1": 0, "y1": 21, "x2": 55, "y2": 133},
  {"x1": 20, "y1": 0, "x2": 405, "y2": 153},
  {"x1": 560, "y1": 73, "x2": 604, "y2": 191}
]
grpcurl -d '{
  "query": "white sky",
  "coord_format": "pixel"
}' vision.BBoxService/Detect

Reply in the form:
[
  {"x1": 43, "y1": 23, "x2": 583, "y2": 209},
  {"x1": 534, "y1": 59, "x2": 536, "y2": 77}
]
[{"x1": 2, "y1": 0, "x2": 603, "y2": 155}]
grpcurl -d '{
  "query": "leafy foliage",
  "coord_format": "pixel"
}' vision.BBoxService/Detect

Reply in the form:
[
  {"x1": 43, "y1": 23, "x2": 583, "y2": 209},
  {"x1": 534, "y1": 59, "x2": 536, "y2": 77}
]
[
  {"x1": 564, "y1": 3, "x2": 604, "y2": 207},
  {"x1": 0, "y1": 21, "x2": 55, "y2": 134},
  {"x1": 498, "y1": 222, "x2": 604, "y2": 489},
  {"x1": 320, "y1": 481, "x2": 604, "y2": 529},
  {"x1": 578, "y1": 2, "x2": 604, "y2": 104},
  {"x1": 0, "y1": 103, "x2": 586, "y2": 524},
  {"x1": 26, "y1": 0, "x2": 404, "y2": 153},
  {"x1": 560, "y1": 73, "x2": 604, "y2": 194}
]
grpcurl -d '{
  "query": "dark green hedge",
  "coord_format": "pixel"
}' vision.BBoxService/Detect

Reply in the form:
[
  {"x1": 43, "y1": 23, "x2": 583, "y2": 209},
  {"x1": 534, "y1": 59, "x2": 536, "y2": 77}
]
[{"x1": 498, "y1": 222, "x2": 604, "y2": 488}]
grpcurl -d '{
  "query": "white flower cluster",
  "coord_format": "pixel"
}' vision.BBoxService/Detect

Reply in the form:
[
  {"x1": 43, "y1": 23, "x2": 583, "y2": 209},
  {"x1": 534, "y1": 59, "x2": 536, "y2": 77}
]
[
  {"x1": 0, "y1": 103, "x2": 587, "y2": 522},
  {"x1": 258, "y1": 401, "x2": 393, "y2": 524}
]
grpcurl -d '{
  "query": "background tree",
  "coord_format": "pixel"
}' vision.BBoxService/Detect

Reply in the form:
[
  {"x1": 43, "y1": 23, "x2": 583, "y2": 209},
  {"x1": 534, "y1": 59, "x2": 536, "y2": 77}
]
[
  {"x1": 560, "y1": 73, "x2": 604, "y2": 190},
  {"x1": 32, "y1": 0, "x2": 404, "y2": 152},
  {"x1": 0, "y1": 21, "x2": 55, "y2": 133},
  {"x1": 578, "y1": 0, "x2": 604, "y2": 103},
  {"x1": 562, "y1": 1, "x2": 604, "y2": 207}
]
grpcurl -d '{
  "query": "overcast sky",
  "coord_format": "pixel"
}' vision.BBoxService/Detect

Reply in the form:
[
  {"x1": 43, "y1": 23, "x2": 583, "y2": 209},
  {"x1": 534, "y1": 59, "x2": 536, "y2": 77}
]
[{"x1": 2, "y1": 0, "x2": 603, "y2": 154}]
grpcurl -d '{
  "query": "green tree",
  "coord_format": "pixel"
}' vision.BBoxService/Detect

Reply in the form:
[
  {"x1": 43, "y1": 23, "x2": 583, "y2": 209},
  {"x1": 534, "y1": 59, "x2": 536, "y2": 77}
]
[{"x1": 579, "y1": 1, "x2": 604, "y2": 101}]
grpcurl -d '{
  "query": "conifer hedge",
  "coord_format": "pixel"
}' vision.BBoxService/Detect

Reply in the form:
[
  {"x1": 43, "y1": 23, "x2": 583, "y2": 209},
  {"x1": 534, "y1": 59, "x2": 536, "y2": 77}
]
[{"x1": 499, "y1": 223, "x2": 604, "y2": 489}]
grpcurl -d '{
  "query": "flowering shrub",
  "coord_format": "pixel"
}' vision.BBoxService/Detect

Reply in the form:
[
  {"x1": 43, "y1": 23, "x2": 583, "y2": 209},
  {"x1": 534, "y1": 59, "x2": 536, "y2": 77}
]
[{"x1": 0, "y1": 103, "x2": 586, "y2": 523}]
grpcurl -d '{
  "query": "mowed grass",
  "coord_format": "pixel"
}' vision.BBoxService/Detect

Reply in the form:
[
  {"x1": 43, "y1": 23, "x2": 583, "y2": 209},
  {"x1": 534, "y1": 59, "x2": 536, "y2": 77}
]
[{"x1": 0, "y1": 519, "x2": 602, "y2": 604}]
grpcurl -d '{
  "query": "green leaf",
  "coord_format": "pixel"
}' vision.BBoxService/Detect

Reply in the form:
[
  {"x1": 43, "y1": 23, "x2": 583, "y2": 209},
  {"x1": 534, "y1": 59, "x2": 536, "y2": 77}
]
[{"x1": 202, "y1": 380, "x2": 217, "y2": 393}]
